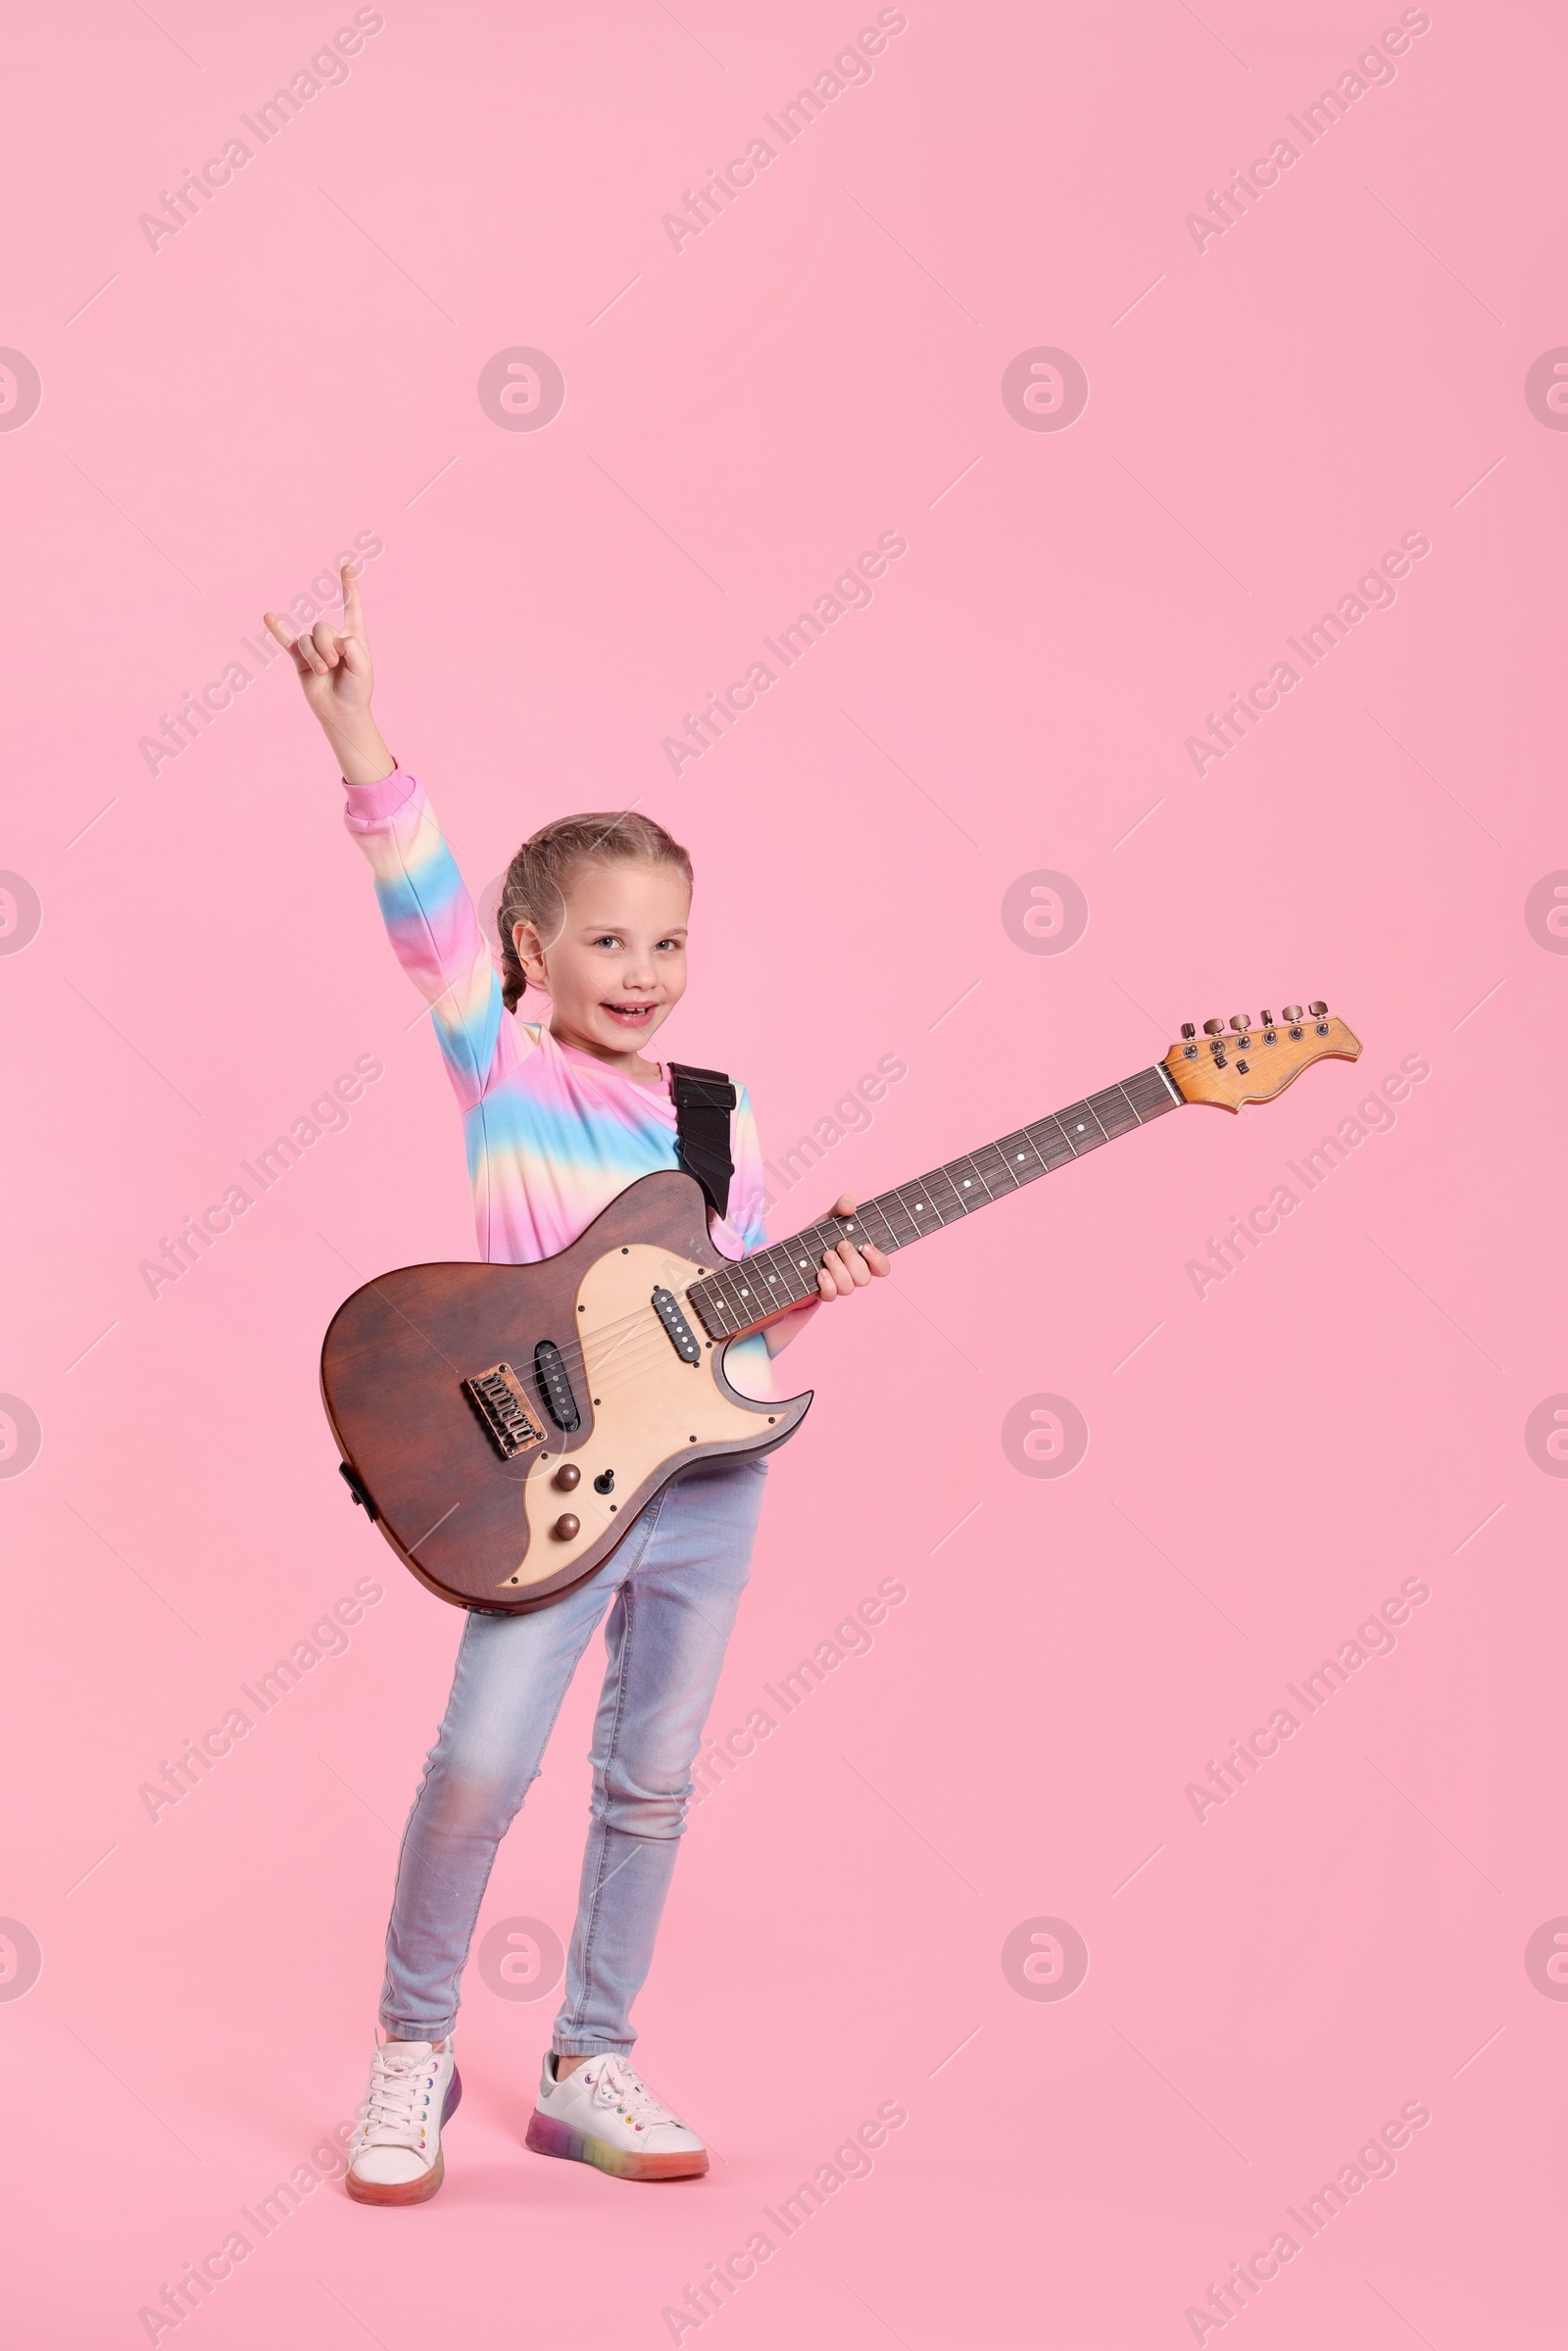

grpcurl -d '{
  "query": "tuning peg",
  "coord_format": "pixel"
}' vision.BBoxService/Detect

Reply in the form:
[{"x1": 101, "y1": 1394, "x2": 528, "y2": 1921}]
[
  {"x1": 1308, "y1": 1000, "x2": 1328, "y2": 1017},
  {"x1": 1259, "y1": 1010, "x2": 1275, "y2": 1027},
  {"x1": 1282, "y1": 1004, "x2": 1302, "y2": 1022},
  {"x1": 1180, "y1": 1023, "x2": 1195, "y2": 1040},
  {"x1": 1229, "y1": 1014, "x2": 1250, "y2": 1033},
  {"x1": 1201, "y1": 1018, "x2": 1224, "y2": 1035}
]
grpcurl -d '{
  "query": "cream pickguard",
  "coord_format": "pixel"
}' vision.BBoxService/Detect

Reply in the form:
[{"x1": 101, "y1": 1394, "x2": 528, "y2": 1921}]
[{"x1": 498, "y1": 1243, "x2": 787, "y2": 1593}]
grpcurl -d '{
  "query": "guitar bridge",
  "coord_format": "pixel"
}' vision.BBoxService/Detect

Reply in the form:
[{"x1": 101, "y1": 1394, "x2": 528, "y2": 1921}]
[{"x1": 464, "y1": 1362, "x2": 545, "y2": 1459}]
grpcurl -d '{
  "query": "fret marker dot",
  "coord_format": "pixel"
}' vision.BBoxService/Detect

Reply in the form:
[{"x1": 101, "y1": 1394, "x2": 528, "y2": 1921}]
[
  {"x1": 1076, "y1": 1123, "x2": 1085, "y2": 1133},
  {"x1": 798, "y1": 1259, "x2": 808, "y2": 1268},
  {"x1": 962, "y1": 1179, "x2": 971, "y2": 1188}
]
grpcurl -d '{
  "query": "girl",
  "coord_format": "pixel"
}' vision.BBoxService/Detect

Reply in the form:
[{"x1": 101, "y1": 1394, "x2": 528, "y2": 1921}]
[{"x1": 264, "y1": 565, "x2": 887, "y2": 2205}]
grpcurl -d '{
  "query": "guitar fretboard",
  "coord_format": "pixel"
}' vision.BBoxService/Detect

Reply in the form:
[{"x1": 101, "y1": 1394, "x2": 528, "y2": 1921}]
[{"x1": 688, "y1": 1061, "x2": 1182, "y2": 1341}]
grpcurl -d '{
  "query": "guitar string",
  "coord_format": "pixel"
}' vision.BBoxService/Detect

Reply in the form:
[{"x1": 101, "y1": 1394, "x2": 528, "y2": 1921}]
[
  {"x1": 463, "y1": 1208, "x2": 897, "y2": 1395},
  {"x1": 407, "y1": 1074, "x2": 1194, "y2": 1529},
  {"x1": 484, "y1": 1221, "x2": 885, "y2": 1413},
  {"x1": 495, "y1": 1089, "x2": 1240, "y2": 1583},
  {"x1": 548, "y1": 1300, "x2": 795, "y2": 1403},
  {"x1": 535, "y1": 1161, "x2": 1072, "y2": 1415},
  {"x1": 507, "y1": 1135, "x2": 1111, "y2": 1393},
  {"x1": 548, "y1": 1159, "x2": 1047, "y2": 1397},
  {"x1": 457, "y1": 1290, "x2": 784, "y2": 1421},
  {"x1": 526, "y1": 1202, "x2": 919, "y2": 1391},
  {"x1": 484, "y1": 1314, "x2": 772, "y2": 1455},
  {"x1": 557, "y1": 1122, "x2": 1098, "y2": 1374},
  {"x1": 465, "y1": 1264, "x2": 822, "y2": 1398},
  {"x1": 450, "y1": 1074, "x2": 1176, "y2": 1407}
]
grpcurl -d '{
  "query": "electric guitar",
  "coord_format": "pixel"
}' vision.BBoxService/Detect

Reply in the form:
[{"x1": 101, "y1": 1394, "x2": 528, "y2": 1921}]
[{"x1": 321, "y1": 1004, "x2": 1360, "y2": 1611}]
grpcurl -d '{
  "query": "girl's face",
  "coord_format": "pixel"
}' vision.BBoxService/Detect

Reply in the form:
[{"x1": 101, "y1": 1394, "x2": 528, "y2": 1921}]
[{"x1": 513, "y1": 857, "x2": 690, "y2": 1075}]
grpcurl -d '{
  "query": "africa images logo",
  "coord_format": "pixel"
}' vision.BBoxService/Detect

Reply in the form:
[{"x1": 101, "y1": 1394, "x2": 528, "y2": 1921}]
[
  {"x1": 1000, "y1": 349, "x2": 1089, "y2": 433},
  {"x1": 1002, "y1": 1394, "x2": 1089, "y2": 1479},
  {"x1": 0, "y1": 1396, "x2": 43, "y2": 1480},
  {"x1": 0, "y1": 872, "x2": 42, "y2": 953},
  {"x1": 1001, "y1": 871, "x2": 1089, "y2": 955},
  {"x1": 0, "y1": 350, "x2": 41, "y2": 431},
  {"x1": 476, "y1": 1917, "x2": 565, "y2": 2003},
  {"x1": 477, "y1": 349, "x2": 565, "y2": 432}
]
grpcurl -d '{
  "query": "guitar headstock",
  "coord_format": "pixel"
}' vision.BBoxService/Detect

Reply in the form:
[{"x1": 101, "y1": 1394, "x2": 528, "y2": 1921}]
[{"x1": 1164, "y1": 1004, "x2": 1361, "y2": 1112}]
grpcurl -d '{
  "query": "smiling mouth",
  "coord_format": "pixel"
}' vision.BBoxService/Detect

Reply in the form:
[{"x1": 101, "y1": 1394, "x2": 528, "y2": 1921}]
[{"x1": 604, "y1": 1001, "x2": 658, "y2": 1026}]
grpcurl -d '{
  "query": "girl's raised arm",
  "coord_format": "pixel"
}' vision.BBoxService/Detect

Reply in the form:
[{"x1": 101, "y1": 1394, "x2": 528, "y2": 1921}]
[{"x1": 264, "y1": 565, "x2": 514, "y2": 1110}]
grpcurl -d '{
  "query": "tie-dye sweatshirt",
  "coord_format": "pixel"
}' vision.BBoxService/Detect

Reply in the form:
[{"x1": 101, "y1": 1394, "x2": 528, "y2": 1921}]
[{"x1": 342, "y1": 768, "x2": 780, "y2": 1388}]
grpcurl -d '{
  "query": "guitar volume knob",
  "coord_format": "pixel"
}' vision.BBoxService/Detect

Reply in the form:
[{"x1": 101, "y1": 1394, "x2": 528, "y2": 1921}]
[
  {"x1": 552, "y1": 1513, "x2": 580, "y2": 1541},
  {"x1": 553, "y1": 1463, "x2": 580, "y2": 1490}
]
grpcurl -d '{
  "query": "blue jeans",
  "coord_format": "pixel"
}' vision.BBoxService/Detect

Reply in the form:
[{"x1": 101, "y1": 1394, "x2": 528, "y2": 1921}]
[{"x1": 379, "y1": 1455, "x2": 766, "y2": 2054}]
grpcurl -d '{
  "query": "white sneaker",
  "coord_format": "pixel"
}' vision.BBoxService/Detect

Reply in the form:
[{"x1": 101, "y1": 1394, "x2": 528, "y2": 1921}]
[
  {"x1": 346, "y1": 2037, "x2": 462, "y2": 2205},
  {"x1": 525, "y1": 2051, "x2": 708, "y2": 2180}
]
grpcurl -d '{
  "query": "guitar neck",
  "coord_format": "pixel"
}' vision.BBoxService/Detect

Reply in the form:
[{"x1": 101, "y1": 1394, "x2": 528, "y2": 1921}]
[{"x1": 688, "y1": 1062, "x2": 1184, "y2": 1341}]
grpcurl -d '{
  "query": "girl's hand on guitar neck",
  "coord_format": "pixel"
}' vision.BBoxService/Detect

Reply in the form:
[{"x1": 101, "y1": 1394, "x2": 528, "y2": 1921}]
[
  {"x1": 264, "y1": 563, "x2": 398, "y2": 786},
  {"x1": 815, "y1": 1194, "x2": 889, "y2": 1299},
  {"x1": 764, "y1": 1195, "x2": 887, "y2": 1355}
]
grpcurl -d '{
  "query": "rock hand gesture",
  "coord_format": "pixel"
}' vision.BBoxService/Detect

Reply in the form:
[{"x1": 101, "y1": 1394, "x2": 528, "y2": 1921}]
[{"x1": 265, "y1": 562, "x2": 396, "y2": 786}]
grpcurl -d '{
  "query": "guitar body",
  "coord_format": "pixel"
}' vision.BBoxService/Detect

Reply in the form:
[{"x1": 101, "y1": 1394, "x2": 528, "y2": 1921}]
[{"x1": 320, "y1": 1170, "x2": 810, "y2": 1613}]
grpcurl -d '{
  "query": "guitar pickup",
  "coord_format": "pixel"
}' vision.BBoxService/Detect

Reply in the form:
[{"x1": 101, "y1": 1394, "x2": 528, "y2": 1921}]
[
  {"x1": 652, "y1": 1286, "x2": 702, "y2": 1363},
  {"x1": 464, "y1": 1362, "x2": 545, "y2": 1459},
  {"x1": 533, "y1": 1339, "x2": 581, "y2": 1431}
]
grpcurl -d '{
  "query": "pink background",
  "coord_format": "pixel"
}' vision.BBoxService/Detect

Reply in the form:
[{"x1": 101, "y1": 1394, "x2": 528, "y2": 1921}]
[{"x1": 3, "y1": 1, "x2": 1564, "y2": 2342}]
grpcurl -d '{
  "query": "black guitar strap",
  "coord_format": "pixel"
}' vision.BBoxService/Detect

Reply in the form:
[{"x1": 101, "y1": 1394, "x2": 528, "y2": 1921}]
[{"x1": 667, "y1": 1061, "x2": 736, "y2": 1223}]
